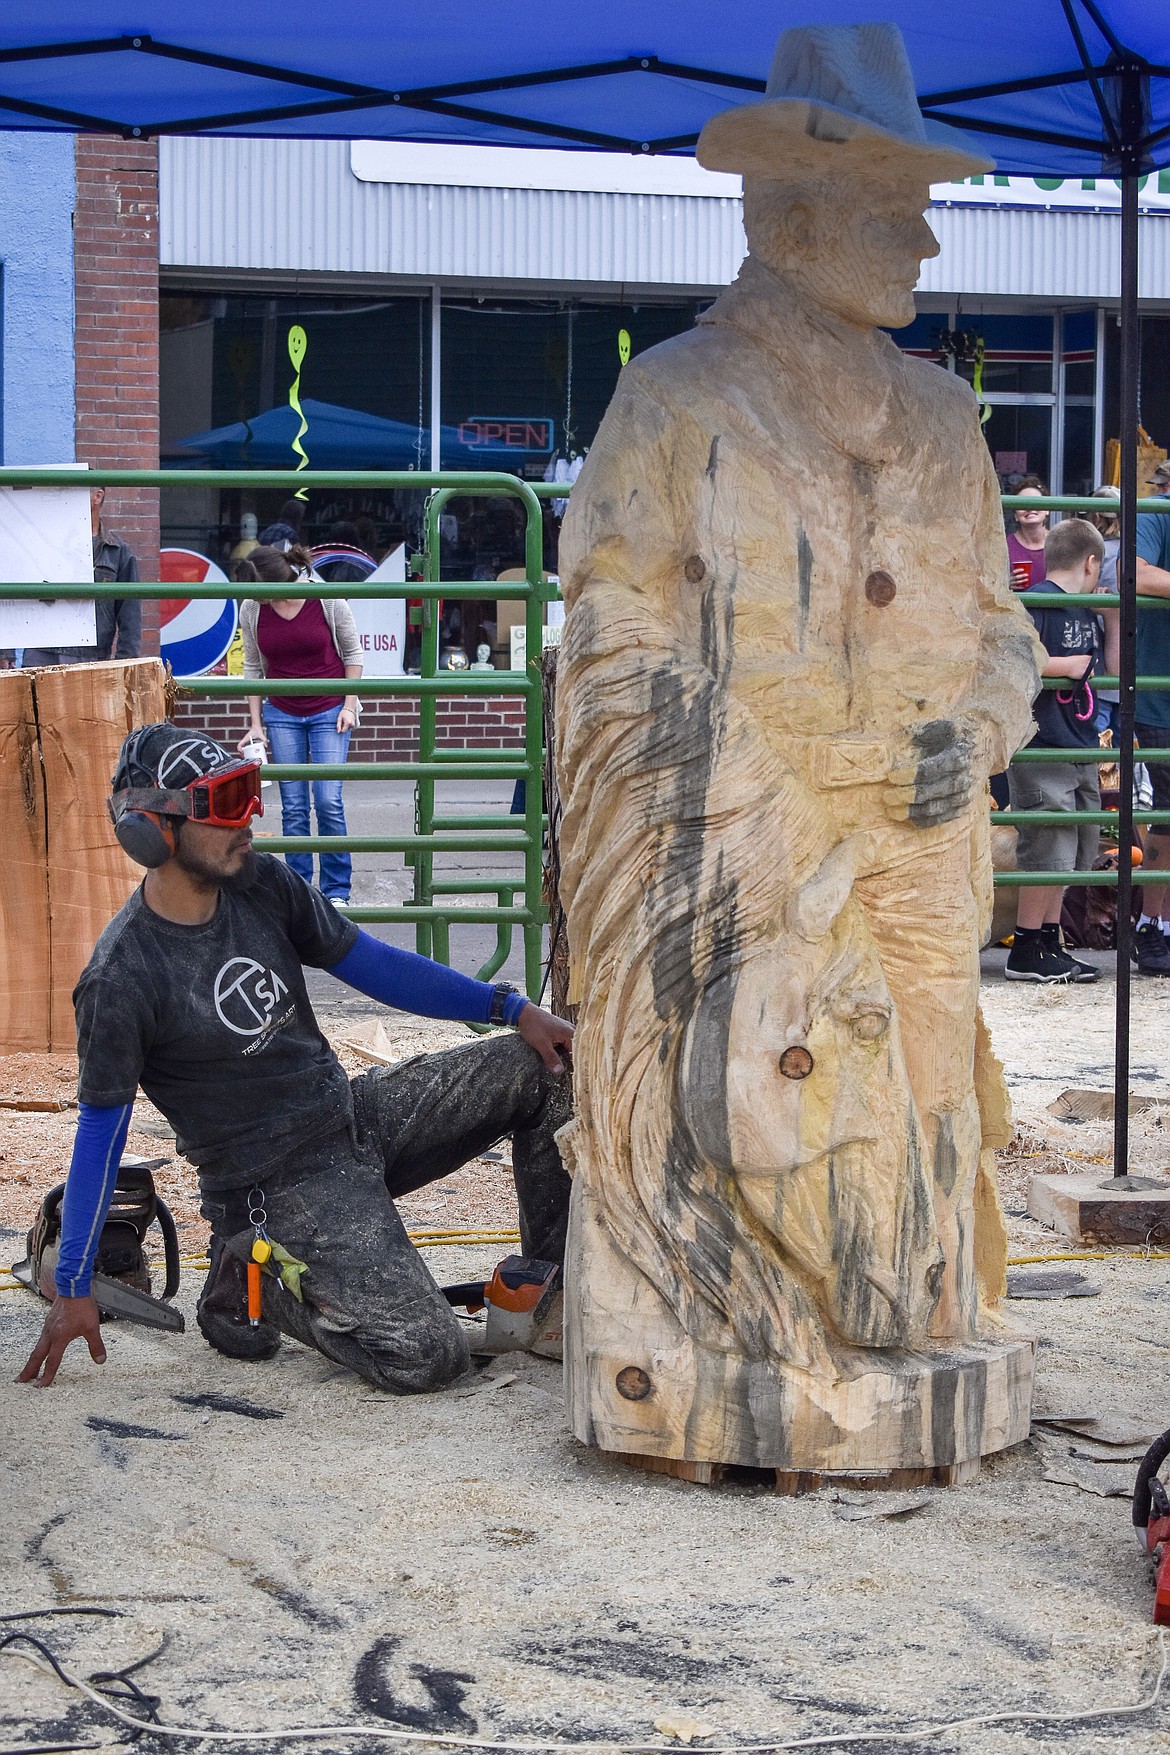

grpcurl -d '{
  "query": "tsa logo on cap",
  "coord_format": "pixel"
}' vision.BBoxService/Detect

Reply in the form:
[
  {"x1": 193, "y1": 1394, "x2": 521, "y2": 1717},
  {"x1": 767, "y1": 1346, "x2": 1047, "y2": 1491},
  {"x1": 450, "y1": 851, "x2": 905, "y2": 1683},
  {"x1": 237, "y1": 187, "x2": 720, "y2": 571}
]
[{"x1": 159, "y1": 549, "x2": 236, "y2": 675}]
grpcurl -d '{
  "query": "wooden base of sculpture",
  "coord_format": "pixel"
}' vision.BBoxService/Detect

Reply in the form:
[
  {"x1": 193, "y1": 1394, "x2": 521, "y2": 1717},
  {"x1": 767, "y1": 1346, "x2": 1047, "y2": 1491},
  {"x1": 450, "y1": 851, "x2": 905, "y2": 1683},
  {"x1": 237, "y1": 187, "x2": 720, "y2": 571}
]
[{"x1": 565, "y1": 1185, "x2": 1034, "y2": 1483}]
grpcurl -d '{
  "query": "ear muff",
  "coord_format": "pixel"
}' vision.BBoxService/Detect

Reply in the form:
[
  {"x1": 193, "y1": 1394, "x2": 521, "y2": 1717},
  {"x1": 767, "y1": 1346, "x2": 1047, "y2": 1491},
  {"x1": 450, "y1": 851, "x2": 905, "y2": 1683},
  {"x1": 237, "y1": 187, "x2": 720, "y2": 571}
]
[{"x1": 114, "y1": 810, "x2": 178, "y2": 869}]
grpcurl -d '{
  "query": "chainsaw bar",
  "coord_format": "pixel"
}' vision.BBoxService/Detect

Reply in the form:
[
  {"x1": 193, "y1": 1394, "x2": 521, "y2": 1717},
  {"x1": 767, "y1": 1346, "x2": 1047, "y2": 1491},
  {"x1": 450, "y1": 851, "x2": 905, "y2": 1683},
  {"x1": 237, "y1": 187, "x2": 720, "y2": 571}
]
[{"x1": 89, "y1": 1271, "x2": 186, "y2": 1331}]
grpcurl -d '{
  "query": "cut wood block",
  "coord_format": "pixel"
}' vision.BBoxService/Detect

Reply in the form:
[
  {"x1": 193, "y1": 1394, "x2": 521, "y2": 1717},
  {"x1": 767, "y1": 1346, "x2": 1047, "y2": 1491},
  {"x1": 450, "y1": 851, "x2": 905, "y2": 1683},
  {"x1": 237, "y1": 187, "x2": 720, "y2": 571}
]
[
  {"x1": 34, "y1": 660, "x2": 167, "y2": 1049},
  {"x1": 1029, "y1": 1170, "x2": 1170, "y2": 1245},
  {"x1": 0, "y1": 671, "x2": 50, "y2": 1050}
]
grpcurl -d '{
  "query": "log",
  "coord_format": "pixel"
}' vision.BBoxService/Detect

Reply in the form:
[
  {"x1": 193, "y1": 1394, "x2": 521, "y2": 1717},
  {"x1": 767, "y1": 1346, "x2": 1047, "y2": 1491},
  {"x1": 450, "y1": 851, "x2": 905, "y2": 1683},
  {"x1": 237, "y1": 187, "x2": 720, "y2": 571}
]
[
  {"x1": 32, "y1": 660, "x2": 168, "y2": 1049},
  {"x1": 0, "y1": 671, "x2": 51, "y2": 1050}
]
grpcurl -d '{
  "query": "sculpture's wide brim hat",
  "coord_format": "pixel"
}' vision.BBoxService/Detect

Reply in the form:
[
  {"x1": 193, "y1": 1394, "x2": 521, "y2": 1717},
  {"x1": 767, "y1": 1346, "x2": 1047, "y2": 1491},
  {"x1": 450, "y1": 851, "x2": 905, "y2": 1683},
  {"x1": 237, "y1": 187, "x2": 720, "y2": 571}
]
[{"x1": 698, "y1": 23, "x2": 993, "y2": 184}]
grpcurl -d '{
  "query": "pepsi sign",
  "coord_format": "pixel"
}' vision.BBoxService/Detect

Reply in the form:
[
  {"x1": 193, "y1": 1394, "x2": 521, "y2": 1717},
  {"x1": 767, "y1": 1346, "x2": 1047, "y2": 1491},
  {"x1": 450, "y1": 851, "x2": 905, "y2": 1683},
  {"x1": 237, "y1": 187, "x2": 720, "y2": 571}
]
[{"x1": 159, "y1": 549, "x2": 236, "y2": 675}]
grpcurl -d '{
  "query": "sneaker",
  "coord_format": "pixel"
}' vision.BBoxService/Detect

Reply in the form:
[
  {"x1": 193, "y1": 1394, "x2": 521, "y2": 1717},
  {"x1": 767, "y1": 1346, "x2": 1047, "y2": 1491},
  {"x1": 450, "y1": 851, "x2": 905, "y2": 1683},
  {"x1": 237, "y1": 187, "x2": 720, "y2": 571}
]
[
  {"x1": 1131, "y1": 922, "x2": 1170, "y2": 976},
  {"x1": 329, "y1": 897, "x2": 349, "y2": 909},
  {"x1": 1004, "y1": 937, "x2": 1074, "y2": 983},
  {"x1": 1039, "y1": 928, "x2": 1100, "y2": 983},
  {"x1": 1058, "y1": 951, "x2": 1100, "y2": 983}
]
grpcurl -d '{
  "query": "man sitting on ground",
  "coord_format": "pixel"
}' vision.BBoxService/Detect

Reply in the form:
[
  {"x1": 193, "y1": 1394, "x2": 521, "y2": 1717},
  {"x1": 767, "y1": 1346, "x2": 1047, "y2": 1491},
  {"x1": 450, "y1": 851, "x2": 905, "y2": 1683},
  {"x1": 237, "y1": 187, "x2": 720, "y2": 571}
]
[
  {"x1": 1006, "y1": 518, "x2": 1111, "y2": 983},
  {"x1": 18, "y1": 724, "x2": 573, "y2": 1391}
]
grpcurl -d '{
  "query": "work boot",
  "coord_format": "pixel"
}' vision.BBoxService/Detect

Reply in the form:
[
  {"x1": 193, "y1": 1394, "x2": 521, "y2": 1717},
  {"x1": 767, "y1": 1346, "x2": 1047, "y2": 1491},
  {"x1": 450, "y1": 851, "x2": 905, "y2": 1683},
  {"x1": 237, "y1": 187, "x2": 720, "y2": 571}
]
[
  {"x1": 1039, "y1": 925, "x2": 1100, "y2": 983},
  {"x1": 1004, "y1": 933, "x2": 1072, "y2": 983},
  {"x1": 196, "y1": 1234, "x2": 281, "y2": 1361},
  {"x1": 1131, "y1": 922, "x2": 1170, "y2": 977}
]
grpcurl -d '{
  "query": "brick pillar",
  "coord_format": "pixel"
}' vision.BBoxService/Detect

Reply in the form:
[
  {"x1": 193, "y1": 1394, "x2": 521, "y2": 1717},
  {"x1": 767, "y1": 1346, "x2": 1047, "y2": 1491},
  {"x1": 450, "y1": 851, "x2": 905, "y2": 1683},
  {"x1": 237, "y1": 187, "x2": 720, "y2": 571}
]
[{"x1": 74, "y1": 137, "x2": 160, "y2": 654}]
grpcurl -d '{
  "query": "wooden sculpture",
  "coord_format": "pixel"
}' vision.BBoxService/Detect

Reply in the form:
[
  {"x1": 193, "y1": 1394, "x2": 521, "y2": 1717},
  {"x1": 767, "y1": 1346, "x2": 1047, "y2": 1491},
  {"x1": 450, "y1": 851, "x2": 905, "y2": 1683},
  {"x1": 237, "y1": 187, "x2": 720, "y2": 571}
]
[{"x1": 555, "y1": 23, "x2": 1045, "y2": 1485}]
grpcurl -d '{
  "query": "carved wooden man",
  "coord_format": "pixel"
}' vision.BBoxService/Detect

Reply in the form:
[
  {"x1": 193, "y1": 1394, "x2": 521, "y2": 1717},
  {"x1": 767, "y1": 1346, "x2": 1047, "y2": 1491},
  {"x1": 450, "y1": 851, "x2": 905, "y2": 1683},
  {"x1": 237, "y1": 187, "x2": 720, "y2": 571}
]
[{"x1": 555, "y1": 23, "x2": 1044, "y2": 1481}]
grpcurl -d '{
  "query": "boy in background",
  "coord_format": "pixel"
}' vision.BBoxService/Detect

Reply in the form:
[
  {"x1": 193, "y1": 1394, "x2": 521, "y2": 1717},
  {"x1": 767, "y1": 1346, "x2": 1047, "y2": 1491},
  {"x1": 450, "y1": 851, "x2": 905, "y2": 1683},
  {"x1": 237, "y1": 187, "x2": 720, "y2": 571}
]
[{"x1": 1007, "y1": 518, "x2": 1110, "y2": 982}]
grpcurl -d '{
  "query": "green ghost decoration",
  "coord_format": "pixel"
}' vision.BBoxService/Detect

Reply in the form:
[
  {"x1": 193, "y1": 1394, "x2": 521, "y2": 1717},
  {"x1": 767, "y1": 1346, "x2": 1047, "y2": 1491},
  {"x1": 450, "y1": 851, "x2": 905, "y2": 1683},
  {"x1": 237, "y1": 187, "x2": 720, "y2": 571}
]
[{"x1": 288, "y1": 325, "x2": 310, "y2": 500}]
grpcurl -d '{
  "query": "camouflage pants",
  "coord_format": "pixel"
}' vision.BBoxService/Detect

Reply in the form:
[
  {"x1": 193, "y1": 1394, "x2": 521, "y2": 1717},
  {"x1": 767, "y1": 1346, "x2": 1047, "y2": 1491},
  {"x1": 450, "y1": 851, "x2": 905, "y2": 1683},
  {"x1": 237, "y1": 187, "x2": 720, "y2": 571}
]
[{"x1": 197, "y1": 1033, "x2": 572, "y2": 1393}]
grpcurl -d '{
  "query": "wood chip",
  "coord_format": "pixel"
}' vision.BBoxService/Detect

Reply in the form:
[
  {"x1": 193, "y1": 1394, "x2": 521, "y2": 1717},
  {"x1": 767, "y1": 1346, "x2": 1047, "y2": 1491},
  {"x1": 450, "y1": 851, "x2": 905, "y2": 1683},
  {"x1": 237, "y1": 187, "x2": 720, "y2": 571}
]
[
  {"x1": 831, "y1": 1489, "x2": 933, "y2": 1521},
  {"x1": 0, "y1": 1096, "x2": 76, "y2": 1112},
  {"x1": 1047, "y1": 1088, "x2": 1168, "y2": 1124},
  {"x1": 1034, "y1": 1414, "x2": 1160, "y2": 1446}
]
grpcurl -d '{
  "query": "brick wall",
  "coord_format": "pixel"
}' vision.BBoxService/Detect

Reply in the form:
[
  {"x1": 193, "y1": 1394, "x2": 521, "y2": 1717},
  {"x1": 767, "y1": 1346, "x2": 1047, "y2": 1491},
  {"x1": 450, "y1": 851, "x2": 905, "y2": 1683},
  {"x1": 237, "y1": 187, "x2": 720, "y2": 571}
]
[
  {"x1": 172, "y1": 696, "x2": 527, "y2": 758},
  {"x1": 74, "y1": 137, "x2": 160, "y2": 653}
]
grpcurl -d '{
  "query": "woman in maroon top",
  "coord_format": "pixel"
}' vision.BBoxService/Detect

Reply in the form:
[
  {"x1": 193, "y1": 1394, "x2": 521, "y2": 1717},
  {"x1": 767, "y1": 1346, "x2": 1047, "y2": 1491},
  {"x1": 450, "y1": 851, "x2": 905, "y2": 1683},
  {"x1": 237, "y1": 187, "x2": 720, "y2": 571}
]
[
  {"x1": 233, "y1": 545, "x2": 364, "y2": 904},
  {"x1": 1006, "y1": 476, "x2": 1049, "y2": 590}
]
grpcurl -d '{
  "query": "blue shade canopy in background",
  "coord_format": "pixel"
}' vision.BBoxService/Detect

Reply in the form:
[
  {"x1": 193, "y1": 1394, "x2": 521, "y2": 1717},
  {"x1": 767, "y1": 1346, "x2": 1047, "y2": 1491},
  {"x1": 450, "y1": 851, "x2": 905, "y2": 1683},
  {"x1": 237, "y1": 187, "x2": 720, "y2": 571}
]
[{"x1": 0, "y1": 1, "x2": 1168, "y2": 177}]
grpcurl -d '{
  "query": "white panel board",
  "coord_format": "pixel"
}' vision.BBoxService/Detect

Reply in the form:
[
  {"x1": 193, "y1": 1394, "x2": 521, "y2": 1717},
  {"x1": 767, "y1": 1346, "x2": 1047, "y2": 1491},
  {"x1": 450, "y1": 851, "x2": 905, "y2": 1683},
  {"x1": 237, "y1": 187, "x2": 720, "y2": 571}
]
[{"x1": 0, "y1": 476, "x2": 96, "y2": 649}]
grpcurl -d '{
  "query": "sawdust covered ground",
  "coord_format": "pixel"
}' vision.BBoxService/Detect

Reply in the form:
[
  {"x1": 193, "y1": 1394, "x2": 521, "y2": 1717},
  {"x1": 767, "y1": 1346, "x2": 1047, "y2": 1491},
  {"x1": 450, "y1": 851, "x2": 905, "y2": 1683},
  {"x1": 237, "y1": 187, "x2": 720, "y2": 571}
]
[{"x1": 6, "y1": 973, "x2": 1170, "y2": 1753}]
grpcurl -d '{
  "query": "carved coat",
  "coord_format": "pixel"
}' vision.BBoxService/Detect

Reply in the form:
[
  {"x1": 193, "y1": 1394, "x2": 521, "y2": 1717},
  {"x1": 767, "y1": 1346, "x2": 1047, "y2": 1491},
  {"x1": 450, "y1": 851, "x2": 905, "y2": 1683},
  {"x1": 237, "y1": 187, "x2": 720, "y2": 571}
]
[
  {"x1": 557, "y1": 257, "x2": 1044, "y2": 1345},
  {"x1": 560, "y1": 257, "x2": 1040, "y2": 839}
]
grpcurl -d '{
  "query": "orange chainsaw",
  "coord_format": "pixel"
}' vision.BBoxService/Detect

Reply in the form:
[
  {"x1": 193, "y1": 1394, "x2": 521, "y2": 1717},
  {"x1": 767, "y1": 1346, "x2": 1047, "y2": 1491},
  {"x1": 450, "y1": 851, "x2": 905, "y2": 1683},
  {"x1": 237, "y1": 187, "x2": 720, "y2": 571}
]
[
  {"x1": 1134, "y1": 1429, "x2": 1170, "y2": 1622},
  {"x1": 442, "y1": 1255, "x2": 562, "y2": 1358}
]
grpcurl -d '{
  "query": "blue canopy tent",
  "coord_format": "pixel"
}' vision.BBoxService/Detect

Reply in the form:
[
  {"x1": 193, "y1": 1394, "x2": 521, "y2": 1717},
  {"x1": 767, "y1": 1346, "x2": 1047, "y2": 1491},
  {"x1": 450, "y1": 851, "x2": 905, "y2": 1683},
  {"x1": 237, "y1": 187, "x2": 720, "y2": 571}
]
[
  {"x1": 172, "y1": 398, "x2": 439, "y2": 470},
  {"x1": 172, "y1": 398, "x2": 552, "y2": 472},
  {"x1": 3, "y1": 0, "x2": 1170, "y2": 1175}
]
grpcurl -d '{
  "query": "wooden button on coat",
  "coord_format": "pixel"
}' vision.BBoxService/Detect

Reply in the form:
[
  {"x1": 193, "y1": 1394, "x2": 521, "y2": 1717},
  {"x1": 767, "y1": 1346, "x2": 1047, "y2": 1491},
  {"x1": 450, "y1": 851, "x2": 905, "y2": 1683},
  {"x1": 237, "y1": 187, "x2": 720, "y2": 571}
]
[{"x1": 865, "y1": 570, "x2": 897, "y2": 607}]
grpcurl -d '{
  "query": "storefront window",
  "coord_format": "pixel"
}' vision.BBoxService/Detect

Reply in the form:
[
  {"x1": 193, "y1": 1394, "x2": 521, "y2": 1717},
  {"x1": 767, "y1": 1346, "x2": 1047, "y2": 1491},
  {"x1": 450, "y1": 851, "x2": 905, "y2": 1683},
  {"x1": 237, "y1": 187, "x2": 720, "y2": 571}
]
[
  {"x1": 436, "y1": 297, "x2": 705, "y2": 581},
  {"x1": 954, "y1": 314, "x2": 1054, "y2": 396},
  {"x1": 984, "y1": 404, "x2": 1053, "y2": 489},
  {"x1": 160, "y1": 291, "x2": 430, "y2": 566}
]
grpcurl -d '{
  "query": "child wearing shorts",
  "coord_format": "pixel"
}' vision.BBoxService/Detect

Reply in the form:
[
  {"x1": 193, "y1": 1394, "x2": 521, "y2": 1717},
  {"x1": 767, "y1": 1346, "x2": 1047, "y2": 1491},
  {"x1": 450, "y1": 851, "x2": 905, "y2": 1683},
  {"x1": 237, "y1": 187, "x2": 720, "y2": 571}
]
[{"x1": 1006, "y1": 517, "x2": 1110, "y2": 982}]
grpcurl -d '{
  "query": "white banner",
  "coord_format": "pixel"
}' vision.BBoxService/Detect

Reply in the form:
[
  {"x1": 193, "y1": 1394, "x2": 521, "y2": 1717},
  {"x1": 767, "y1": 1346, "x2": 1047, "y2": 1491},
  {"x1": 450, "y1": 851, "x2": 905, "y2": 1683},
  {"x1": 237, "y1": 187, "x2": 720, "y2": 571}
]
[{"x1": 931, "y1": 172, "x2": 1170, "y2": 212}]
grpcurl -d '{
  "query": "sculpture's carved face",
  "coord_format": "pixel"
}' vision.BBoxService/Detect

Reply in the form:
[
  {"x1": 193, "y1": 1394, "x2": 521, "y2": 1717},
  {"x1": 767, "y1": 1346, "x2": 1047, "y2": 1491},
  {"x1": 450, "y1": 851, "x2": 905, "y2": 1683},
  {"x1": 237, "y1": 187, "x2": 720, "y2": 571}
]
[
  {"x1": 678, "y1": 870, "x2": 943, "y2": 1350},
  {"x1": 743, "y1": 172, "x2": 940, "y2": 329}
]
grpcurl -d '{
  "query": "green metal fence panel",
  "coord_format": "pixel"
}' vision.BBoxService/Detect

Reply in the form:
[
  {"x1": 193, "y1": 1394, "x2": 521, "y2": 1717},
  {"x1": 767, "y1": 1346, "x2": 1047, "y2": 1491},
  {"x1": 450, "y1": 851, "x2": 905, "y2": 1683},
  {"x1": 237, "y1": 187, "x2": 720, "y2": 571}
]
[{"x1": 5, "y1": 471, "x2": 1170, "y2": 975}]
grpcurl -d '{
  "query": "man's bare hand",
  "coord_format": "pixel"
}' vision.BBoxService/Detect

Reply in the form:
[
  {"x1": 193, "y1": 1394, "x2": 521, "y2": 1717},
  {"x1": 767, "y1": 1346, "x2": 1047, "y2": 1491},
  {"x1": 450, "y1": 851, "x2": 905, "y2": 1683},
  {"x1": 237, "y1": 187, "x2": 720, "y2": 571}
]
[
  {"x1": 17, "y1": 1294, "x2": 105, "y2": 1387},
  {"x1": 517, "y1": 1003, "x2": 575, "y2": 1074},
  {"x1": 885, "y1": 718, "x2": 981, "y2": 828}
]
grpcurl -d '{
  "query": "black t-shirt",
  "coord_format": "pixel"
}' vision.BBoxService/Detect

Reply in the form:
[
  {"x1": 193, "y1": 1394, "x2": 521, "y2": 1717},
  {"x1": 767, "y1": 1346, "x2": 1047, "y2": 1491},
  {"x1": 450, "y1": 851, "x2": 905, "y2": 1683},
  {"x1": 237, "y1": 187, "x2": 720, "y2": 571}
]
[
  {"x1": 74, "y1": 855, "x2": 359, "y2": 1190},
  {"x1": 1020, "y1": 580, "x2": 1099, "y2": 750}
]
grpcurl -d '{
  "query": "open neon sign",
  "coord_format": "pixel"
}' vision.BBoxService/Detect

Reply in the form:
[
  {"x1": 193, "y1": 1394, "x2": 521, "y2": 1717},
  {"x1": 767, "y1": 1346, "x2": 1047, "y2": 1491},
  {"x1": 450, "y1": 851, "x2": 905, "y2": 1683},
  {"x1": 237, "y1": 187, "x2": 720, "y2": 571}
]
[{"x1": 457, "y1": 416, "x2": 555, "y2": 453}]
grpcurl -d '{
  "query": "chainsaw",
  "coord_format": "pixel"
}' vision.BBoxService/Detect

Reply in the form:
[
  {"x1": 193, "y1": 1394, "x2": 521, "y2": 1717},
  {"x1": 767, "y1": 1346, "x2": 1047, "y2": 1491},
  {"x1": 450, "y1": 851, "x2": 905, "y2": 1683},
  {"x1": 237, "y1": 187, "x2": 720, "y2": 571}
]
[
  {"x1": 11, "y1": 1154, "x2": 185, "y2": 1332},
  {"x1": 442, "y1": 1254, "x2": 562, "y2": 1358},
  {"x1": 1134, "y1": 1427, "x2": 1170, "y2": 1622}
]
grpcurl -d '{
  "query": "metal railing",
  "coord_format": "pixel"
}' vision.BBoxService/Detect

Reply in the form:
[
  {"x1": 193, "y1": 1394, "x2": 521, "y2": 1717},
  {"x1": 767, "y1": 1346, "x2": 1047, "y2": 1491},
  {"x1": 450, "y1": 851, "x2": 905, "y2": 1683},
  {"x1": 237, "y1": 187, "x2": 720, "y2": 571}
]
[
  {"x1": 991, "y1": 494, "x2": 1170, "y2": 890},
  {"x1": 0, "y1": 466, "x2": 555, "y2": 996},
  {"x1": 2, "y1": 474, "x2": 1169, "y2": 984}
]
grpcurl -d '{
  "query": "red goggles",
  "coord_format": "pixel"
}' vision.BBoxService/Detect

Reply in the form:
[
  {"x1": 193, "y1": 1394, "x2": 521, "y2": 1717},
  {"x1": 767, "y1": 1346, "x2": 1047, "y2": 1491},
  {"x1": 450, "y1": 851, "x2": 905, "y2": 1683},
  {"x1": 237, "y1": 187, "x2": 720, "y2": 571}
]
[{"x1": 185, "y1": 762, "x2": 264, "y2": 828}]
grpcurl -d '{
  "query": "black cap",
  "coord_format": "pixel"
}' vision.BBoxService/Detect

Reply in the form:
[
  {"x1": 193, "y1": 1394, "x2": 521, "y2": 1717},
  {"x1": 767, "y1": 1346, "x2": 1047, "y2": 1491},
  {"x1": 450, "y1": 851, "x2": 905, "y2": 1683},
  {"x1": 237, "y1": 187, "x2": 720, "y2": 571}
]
[{"x1": 112, "y1": 723, "x2": 239, "y2": 797}]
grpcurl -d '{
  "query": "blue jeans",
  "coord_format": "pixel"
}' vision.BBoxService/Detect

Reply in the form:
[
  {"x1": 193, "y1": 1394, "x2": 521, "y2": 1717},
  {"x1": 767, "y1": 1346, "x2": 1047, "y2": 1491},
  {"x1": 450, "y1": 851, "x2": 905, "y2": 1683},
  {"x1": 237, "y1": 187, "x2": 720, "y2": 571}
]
[{"x1": 263, "y1": 702, "x2": 352, "y2": 899}]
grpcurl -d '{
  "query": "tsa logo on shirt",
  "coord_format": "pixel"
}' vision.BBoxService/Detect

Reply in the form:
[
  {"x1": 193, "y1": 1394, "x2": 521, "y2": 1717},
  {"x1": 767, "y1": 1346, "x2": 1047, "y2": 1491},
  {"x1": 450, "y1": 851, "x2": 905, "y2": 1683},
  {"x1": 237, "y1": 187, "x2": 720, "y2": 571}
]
[{"x1": 214, "y1": 957, "x2": 291, "y2": 1038}]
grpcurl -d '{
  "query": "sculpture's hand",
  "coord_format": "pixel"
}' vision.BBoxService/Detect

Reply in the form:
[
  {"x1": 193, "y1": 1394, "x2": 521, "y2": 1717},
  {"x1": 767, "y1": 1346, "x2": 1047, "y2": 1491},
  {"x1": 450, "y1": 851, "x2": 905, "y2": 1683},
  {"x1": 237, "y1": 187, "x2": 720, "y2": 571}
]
[{"x1": 884, "y1": 718, "x2": 983, "y2": 828}]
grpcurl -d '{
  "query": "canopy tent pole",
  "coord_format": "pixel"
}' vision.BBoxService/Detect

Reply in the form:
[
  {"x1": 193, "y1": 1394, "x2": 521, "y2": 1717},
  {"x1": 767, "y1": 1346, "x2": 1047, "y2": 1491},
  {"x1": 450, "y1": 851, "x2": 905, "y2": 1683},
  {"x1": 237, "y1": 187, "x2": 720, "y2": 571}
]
[
  {"x1": 1113, "y1": 163, "x2": 1137, "y2": 1180},
  {"x1": 1111, "y1": 53, "x2": 1145, "y2": 1182}
]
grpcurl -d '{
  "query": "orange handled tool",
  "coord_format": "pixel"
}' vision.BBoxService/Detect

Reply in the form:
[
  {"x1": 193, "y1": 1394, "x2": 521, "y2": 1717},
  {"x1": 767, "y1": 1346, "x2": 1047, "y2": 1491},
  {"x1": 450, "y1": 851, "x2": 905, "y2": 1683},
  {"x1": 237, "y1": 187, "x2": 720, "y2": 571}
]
[{"x1": 248, "y1": 1236, "x2": 272, "y2": 1327}]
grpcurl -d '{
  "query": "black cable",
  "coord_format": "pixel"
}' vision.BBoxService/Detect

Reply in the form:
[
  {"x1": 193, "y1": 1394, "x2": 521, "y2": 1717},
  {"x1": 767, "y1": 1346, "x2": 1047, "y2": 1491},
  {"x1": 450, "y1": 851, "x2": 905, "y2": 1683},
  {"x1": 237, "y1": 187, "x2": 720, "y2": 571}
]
[
  {"x1": 0, "y1": 1610, "x2": 122, "y2": 1623},
  {"x1": 0, "y1": 1628, "x2": 162, "y2": 1743}
]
